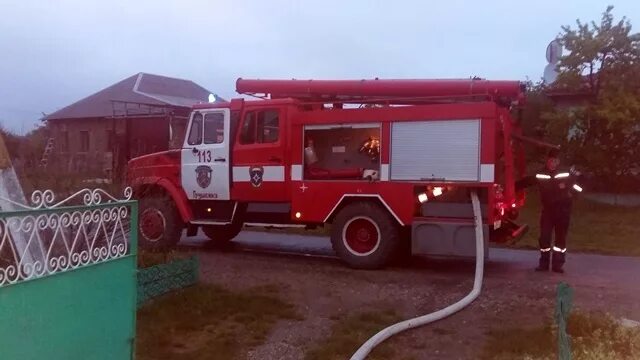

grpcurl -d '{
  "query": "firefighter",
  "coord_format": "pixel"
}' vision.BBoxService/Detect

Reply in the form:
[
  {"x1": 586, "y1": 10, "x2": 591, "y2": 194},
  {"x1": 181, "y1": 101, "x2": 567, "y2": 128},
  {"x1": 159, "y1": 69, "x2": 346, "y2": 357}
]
[{"x1": 516, "y1": 148, "x2": 583, "y2": 273}]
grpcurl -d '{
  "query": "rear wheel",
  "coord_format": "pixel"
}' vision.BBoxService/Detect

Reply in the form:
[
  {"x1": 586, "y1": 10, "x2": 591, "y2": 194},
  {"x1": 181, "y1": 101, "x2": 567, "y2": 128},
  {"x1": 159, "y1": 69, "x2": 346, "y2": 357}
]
[
  {"x1": 138, "y1": 195, "x2": 182, "y2": 251},
  {"x1": 330, "y1": 202, "x2": 399, "y2": 269}
]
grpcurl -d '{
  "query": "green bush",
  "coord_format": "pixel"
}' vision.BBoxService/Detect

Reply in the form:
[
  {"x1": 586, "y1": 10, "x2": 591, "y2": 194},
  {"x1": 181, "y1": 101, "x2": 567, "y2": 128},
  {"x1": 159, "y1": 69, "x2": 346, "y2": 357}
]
[{"x1": 483, "y1": 311, "x2": 640, "y2": 359}]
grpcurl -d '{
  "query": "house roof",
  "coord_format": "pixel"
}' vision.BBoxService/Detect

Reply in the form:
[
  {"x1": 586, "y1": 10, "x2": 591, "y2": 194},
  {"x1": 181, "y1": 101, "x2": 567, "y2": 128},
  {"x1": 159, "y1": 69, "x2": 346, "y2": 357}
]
[
  {"x1": 544, "y1": 73, "x2": 598, "y2": 103},
  {"x1": 45, "y1": 72, "x2": 221, "y2": 121}
]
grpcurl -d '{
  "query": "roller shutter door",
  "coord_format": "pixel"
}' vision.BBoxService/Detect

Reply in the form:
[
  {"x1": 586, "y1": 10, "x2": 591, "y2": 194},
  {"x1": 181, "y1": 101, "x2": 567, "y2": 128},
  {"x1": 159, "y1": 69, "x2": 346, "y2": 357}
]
[{"x1": 390, "y1": 119, "x2": 481, "y2": 181}]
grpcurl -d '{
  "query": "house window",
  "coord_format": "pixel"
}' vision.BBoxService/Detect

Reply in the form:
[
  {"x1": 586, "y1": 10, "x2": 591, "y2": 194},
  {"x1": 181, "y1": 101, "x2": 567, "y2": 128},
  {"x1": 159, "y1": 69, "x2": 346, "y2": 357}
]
[
  {"x1": 80, "y1": 131, "x2": 90, "y2": 152},
  {"x1": 239, "y1": 109, "x2": 279, "y2": 144},
  {"x1": 60, "y1": 131, "x2": 69, "y2": 152},
  {"x1": 106, "y1": 130, "x2": 114, "y2": 150}
]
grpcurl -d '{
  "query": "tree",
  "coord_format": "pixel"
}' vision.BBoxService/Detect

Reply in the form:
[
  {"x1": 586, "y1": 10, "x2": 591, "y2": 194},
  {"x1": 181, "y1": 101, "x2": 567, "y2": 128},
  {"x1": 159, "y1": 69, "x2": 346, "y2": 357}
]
[
  {"x1": 519, "y1": 80, "x2": 556, "y2": 166},
  {"x1": 542, "y1": 6, "x2": 640, "y2": 192}
]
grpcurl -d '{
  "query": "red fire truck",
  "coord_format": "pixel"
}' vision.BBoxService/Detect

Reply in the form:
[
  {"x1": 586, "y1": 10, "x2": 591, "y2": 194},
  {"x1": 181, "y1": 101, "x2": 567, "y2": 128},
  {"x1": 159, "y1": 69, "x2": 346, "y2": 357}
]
[{"x1": 126, "y1": 78, "x2": 530, "y2": 269}]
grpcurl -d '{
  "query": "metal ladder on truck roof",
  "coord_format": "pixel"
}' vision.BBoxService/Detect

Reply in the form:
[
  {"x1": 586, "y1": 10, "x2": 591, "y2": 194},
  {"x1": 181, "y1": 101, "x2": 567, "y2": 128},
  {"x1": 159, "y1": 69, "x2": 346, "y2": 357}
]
[{"x1": 40, "y1": 137, "x2": 54, "y2": 168}]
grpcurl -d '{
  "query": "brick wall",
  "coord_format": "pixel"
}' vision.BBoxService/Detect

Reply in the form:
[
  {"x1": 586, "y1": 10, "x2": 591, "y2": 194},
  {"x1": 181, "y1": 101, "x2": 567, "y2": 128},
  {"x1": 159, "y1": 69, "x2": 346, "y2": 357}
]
[{"x1": 48, "y1": 116, "x2": 171, "y2": 179}]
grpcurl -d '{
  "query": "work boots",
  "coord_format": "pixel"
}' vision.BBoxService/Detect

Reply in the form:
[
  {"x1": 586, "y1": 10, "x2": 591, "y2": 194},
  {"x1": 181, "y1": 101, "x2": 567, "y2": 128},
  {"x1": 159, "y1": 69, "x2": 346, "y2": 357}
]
[
  {"x1": 552, "y1": 252, "x2": 566, "y2": 274},
  {"x1": 535, "y1": 252, "x2": 550, "y2": 272}
]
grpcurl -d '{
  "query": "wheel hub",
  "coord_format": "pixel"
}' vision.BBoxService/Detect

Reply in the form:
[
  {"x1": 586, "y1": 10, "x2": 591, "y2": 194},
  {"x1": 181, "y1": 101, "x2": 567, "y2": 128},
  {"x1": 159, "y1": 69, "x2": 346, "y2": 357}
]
[
  {"x1": 356, "y1": 228, "x2": 370, "y2": 241},
  {"x1": 140, "y1": 208, "x2": 166, "y2": 242},
  {"x1": 343, "y1": 217, "x2": 381, "y2": 256}
]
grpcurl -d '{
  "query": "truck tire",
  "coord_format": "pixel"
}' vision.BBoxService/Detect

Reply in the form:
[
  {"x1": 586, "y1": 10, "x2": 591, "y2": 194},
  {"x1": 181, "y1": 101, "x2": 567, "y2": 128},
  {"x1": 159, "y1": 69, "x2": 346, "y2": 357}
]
[
  {"x1": 202, "y1": 223, "x2": 243, "y2": 244},
  {"x1": 390, "y1": 226, "x2": 413, "y2": 267},
  {"x1": 330, "y1": 202, "x2": 400, "y2": 269},
  {"x1": 138, "y1": 195, "x2": 182, "y2": 251}
]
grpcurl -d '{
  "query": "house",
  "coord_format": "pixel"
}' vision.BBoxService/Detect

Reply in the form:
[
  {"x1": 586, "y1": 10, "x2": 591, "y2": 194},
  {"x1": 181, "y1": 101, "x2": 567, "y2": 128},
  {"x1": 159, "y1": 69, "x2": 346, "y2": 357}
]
[
  {"x1": 544, "y1": 73, "x2": 597, "y2": 109},
  {"x1": 544, "y1": 72, "x2": 640, "y2": 192},
  {"x1": 44, "y1": 72, "x2": 221, "y2": 181}
]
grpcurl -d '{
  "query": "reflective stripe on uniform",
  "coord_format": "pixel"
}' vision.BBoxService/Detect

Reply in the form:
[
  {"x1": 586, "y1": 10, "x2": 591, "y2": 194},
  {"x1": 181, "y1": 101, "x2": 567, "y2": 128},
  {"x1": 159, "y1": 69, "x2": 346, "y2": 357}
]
[
  {"x1": 536, "y1": 174, "x2": 551, "y2": 180},
  {"x1": 540, "y1": 247, "x2": 551, "y2": 252},
  {"x1": 573, "y1": 184, "x2": 583, "y2": 192},
  {"x1": 554, "y1": 172, "x2": 570, "y2": 178},
  {"x1": 553, "y1": 246, "x2": 567, "y2": 253}
]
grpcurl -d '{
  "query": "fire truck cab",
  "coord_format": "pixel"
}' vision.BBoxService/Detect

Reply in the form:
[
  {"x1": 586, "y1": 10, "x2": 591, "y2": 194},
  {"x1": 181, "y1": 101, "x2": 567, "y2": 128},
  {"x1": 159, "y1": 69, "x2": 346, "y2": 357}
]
[{"x1": 127, "y1": 78, "x2": 529, "y2": 269}]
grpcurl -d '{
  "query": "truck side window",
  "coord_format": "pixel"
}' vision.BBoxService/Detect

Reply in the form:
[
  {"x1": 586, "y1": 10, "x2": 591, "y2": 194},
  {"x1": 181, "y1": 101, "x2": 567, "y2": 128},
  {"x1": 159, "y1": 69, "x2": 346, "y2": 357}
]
[
  {"x1": 240, "y1": 110, "x2": 279, "y2": 144},
  {"x1": 187, "y1": 113, "x2": 203, "y2": 145},
  {"x1": 257, "y1": 110, "x2": 279, "y2": 143},
  {"x1": 203, "y1": 112, "x2": 224, "y2": 144},
  {"x1": 240, "y1": 112, "x2": 256, "y2": 144}
]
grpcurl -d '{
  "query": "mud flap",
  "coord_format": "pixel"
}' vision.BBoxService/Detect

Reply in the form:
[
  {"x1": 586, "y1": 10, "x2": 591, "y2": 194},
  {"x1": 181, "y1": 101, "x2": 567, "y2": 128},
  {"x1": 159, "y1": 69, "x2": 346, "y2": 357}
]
[
  {"x1": 509, "y1": 222, "x2": 529, "y2": 244},
  {"x1": 186, "y1": 224, "x2": 198, "y2": 237},
  {"x1": 492, "y1": 219, "x2": 529, "y2": 244}
]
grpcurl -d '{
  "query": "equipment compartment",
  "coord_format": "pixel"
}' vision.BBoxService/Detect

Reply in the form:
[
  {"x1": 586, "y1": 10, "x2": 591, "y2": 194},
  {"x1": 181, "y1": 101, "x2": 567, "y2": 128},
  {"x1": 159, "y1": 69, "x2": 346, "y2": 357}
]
[
  {"x1": 390, "y1": 119, "x2": 481, "y2": 181},
  {"x1": 303, "y1": 124, "x2": 381, "y2": 180}
]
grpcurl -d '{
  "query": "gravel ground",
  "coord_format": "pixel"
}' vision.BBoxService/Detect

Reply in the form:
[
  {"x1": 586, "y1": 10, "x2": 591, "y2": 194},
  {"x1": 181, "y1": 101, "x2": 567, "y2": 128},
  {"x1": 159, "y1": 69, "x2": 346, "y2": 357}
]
[{"x1": 187, "y1": 231, "x2": 640, "y2": 360}]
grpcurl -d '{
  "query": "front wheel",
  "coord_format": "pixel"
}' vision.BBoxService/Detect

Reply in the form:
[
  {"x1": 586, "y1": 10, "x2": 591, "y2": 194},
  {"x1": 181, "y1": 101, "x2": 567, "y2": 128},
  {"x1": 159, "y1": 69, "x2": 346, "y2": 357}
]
[
  {"x1": 138, "y1": 195, "x2": 183, "y2": 251},
  {"x1": 202, "y1": 223, "x2": 243, "y2": 243},
  {"x1": 330, "y1": 202, "x2": 400, "y2": 269}
]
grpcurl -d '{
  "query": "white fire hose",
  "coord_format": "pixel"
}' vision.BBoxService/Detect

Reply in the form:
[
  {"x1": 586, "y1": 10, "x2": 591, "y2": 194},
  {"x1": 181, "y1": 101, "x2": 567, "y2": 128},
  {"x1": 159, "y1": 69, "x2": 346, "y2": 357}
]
[{"x1": 350, "y1": 190, "x2": 485, "y2": 360}]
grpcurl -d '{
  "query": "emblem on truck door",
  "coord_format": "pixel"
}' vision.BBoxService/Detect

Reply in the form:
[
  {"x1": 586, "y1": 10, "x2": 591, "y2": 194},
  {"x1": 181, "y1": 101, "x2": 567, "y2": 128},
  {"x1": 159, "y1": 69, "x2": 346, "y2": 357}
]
[
  {"x1": 196, "y1": 165, "x2": 213, "y2": 189},
  {"x1": 249, "y1": 166, "x2": 264, "y2": 187}
]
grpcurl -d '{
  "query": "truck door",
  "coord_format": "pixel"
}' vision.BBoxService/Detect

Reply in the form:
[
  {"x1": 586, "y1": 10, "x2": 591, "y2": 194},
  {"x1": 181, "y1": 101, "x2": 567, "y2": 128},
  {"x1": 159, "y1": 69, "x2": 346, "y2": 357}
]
[
  {"x1": 181, "y1": 108, "x2": 231, "y2": 200},
  {"x1": 232, "y1": 107, "x2": 287, "y2": 201}
]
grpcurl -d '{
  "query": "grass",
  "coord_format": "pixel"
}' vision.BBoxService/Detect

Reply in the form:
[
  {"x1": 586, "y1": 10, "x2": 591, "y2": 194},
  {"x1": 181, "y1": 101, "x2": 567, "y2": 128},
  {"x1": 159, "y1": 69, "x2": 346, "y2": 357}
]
[
  {"x1": 514, "y1": 190, "x2": 640, "y2": 256},
  {"x1": 136, "y1": 283, "x2": 302, "y2": 360},
  {"x1": 482, "y1": 310, "x2": 640, "y2": 360},
  {"x1": 305, "y1": 309, "x2": 415, "y2": 360}
]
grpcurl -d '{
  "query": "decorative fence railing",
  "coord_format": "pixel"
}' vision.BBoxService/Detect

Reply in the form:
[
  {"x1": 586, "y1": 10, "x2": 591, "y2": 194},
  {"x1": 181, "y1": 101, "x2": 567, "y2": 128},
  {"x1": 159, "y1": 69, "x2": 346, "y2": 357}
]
[
  {"x1": 0, "y1": 187, "x2": 138, "y2": 360},
  {"x1": 137, "y1": 255, "x2": 199, "y2": 307},
  {"x1": 0, "y1": 187, "x2": 135, "y2": 284}
]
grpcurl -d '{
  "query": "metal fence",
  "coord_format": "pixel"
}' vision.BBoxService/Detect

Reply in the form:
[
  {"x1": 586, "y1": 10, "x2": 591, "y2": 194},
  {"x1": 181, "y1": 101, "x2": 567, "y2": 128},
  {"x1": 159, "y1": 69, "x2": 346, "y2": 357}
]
[
  {"x1": 137, "y1": 255, "x2": 199, "y2": 307},
  {"x1": 0, "y1": 187, "x2": 138, "y2": 360}
]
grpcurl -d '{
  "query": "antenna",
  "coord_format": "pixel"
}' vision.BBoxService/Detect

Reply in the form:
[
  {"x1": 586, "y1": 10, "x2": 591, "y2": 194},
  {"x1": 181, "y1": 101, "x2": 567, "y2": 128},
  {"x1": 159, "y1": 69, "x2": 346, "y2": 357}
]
[
  {"x1": 543, "y1": 64, "x2": 558, "y2": 84},
  {"x1": 546, "y1": 39, "x2": 562, "y2": 64},
  {"x1": 542, "y1": 39, "x2": 562, "y2": 85}
]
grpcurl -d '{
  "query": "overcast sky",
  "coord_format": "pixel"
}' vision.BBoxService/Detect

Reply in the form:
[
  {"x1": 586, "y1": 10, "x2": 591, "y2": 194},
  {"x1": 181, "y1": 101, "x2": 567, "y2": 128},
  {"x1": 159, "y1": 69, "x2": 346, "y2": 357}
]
[{"x1": 1, "y1": 0, "x2": 638, "y2": 134}]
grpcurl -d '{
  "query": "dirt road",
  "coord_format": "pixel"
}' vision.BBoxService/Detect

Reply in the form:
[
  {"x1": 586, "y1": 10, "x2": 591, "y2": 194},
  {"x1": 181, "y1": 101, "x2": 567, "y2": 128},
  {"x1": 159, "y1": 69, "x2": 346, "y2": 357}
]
[{"x1": 181, "y1": 230, "x2": 640, "y2": 359}]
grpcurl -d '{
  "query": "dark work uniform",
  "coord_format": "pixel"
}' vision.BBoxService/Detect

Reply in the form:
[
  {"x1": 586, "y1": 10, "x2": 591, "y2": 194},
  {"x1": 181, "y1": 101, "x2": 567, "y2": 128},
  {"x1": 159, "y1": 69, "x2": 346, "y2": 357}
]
[{"x1": 516, "y1": 168, "x2": 582, "y2": 271}]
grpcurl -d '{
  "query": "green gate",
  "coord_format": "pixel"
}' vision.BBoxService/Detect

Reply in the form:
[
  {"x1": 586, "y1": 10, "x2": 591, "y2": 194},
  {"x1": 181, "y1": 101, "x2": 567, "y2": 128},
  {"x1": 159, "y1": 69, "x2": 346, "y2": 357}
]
[{"x1": 0, "y1": 188, "x2": 138, "y2": 360}]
